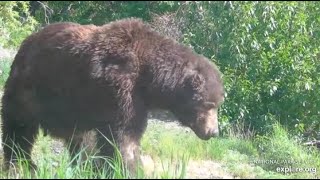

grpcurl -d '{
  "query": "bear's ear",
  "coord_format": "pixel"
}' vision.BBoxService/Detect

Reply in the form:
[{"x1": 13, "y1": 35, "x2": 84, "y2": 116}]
[{"x1": 189, "y1": 72, "x2": 205, "y2": 91}]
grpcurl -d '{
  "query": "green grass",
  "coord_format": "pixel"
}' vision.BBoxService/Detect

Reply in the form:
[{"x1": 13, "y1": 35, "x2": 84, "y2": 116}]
[
  {"x1": 253, "y1": 122, "x2": 320, "y2": 179},
  {"x1": 141, "y1": 120, "x2": 320, "y2": 179},
  {"x1": 0, "y1": 57, "x2": 12, "y2": 89},
  {"x1": 0, "y1": 127, "x2": 188, "y2": 179},
  {"x1": 0, "y1": 120, "x2": 319, "y2": 179}
]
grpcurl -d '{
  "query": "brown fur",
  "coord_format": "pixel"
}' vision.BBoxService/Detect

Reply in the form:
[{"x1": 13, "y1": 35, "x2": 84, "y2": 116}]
[{"x1": 1, "y1": 18, "x2": 224, "y2": 175}]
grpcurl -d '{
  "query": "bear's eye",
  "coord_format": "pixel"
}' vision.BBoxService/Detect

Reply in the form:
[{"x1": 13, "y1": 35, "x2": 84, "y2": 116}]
[{"x1": 203, "y1": 102, "x2": 215, "y2": 109}]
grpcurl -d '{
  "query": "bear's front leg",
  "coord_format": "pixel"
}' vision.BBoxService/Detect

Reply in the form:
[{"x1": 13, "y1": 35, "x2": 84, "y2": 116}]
[
  {"x1": 95, "y1": 125, "x2": 146, "y2": 177},
  {"x1": 96, "y1": 94, "x2": 148, "y2": 177},
  {"x1": 118, "y1": 131, "x2": 144, "y2": 176},
  {"x1": 116, "y1": 94, "x2": 148, "y2": 176}
]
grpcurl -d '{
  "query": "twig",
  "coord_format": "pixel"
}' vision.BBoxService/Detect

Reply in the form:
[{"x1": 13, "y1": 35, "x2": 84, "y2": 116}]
[
  {"x1": 37, "y1": 1, "x2": 54, "y2": 24},
  {"x1": 304, "y1": 140, "x2": 320, "y2": 149}
]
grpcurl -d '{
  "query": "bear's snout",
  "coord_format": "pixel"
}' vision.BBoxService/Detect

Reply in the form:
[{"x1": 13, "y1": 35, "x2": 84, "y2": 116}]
[
  {"x1": 205, "y1": 127, "x2": 219, "y2": 138},
  {"x1": 204, "y1": 108, "x2": 219, "y2": 137},
  {"x1": 190, "y1": 108, "x2": 219, "y2": 140}
]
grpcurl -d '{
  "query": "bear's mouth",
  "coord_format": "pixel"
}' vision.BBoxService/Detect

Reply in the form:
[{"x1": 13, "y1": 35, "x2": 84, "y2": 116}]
[{"x1": 188, "y1": 123, "x2": 215, "y2": 141}]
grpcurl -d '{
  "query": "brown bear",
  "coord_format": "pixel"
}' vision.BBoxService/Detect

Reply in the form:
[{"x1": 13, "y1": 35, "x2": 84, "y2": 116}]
[{"x1": 1, "y1": 18, "x2": 224, "y2": 175}]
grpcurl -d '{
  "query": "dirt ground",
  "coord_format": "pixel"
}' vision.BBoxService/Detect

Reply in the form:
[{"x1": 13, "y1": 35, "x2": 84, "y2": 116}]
[{"x1": 140, "y1": 153, "x2": 235, "y2": 179}]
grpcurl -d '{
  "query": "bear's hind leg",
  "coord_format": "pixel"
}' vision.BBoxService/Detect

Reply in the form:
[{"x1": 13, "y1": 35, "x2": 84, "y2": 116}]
[
  {"x1": 1, "y1": 92, "x2": 39, "y2": 171},
  {"x1": 2, "y1": 116, "x2": 39, "y2": 171}
]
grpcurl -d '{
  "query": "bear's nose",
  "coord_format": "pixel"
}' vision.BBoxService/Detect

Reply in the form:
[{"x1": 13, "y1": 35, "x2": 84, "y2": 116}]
[{"x1": 207, "y1": 128, "x2": 219, "y2": 137}]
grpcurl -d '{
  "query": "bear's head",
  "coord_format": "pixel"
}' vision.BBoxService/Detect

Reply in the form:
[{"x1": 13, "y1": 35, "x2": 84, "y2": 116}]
[{"x1": 172, "y1": 56, "x2": 225, "y2": 140}]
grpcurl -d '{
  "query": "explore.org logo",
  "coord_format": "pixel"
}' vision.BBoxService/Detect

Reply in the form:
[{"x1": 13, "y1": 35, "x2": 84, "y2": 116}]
[{"x1": 276, "y1": 166, "x2": 317, "y2": 175}]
